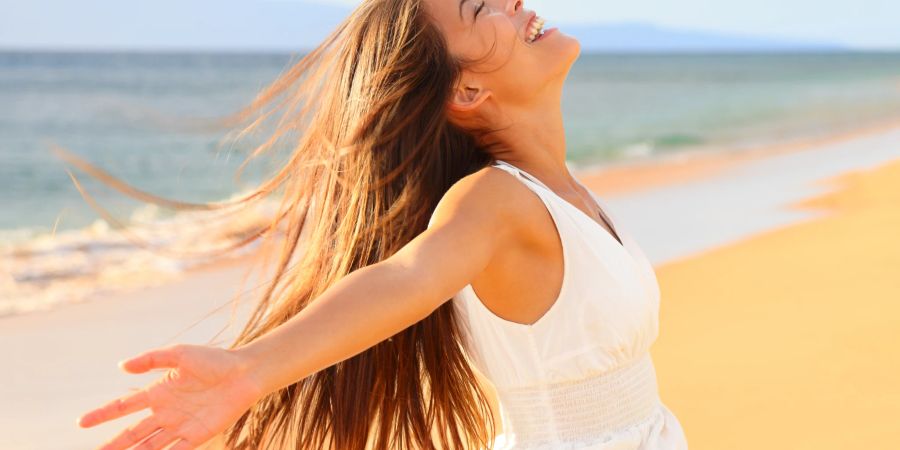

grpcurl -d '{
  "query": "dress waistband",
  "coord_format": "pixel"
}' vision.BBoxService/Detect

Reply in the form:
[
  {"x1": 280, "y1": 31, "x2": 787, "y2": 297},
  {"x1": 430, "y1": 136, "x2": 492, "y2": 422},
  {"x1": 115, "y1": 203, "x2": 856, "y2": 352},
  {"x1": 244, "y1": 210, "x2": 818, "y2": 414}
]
[{"x1": 493, "y1": 353, "x2": 661, "y2": 446}]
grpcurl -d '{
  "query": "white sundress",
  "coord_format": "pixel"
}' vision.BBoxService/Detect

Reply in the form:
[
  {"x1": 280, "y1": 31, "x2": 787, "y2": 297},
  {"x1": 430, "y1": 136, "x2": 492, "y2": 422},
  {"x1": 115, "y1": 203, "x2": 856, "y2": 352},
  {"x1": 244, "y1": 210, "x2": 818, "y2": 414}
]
[{"x1": 428, "y1": 159, "x2": 689, "y2": 449}]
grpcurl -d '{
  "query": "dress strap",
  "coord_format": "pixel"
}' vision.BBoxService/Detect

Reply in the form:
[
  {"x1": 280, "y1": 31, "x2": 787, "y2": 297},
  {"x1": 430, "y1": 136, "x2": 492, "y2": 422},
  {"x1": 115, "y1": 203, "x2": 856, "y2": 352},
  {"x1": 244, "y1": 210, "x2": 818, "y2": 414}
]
[
  {"x1": 492, "y1": 160, "x2": 552, "y2": 191},
  {"x1": 492, "y1": 159, "x2": 625, "y2": 247}
]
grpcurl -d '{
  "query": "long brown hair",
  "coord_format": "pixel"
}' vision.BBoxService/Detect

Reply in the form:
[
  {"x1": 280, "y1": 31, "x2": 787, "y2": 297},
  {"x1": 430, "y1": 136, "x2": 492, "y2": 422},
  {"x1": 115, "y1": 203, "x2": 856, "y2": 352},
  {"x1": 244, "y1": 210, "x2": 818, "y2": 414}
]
[
  {"x1": 215, "y1": 0, "x2": 500, "y2": 447},
  {"x1": 55, "y1": 0, "x2": 501, "y2": 447}
]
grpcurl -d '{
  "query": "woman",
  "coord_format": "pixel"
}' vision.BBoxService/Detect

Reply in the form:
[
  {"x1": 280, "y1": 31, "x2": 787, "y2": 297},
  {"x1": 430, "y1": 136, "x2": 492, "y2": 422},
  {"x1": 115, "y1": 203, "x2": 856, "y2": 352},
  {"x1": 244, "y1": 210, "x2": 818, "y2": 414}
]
[{"x1": 76, "y1": 0, "x2": 689, "y2": 448}]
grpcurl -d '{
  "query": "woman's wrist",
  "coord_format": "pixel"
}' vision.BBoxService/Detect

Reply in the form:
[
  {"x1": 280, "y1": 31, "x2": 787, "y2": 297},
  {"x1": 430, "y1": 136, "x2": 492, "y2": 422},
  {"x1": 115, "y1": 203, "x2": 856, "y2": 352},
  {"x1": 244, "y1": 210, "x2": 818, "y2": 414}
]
[{"x1": 230, "y1": 343, "x2": 279, "y2": 398}]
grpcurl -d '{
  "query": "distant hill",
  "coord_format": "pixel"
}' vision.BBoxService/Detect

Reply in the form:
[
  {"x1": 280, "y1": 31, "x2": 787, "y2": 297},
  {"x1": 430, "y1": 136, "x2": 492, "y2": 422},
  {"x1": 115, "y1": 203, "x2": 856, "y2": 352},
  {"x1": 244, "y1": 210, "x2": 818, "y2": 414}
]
[
  {"x1": 561, "y1": 22, "x2": 846, "y2": 52},
  {"x1": 1, "y1": 0, "x2": 846, "y2": 53}
]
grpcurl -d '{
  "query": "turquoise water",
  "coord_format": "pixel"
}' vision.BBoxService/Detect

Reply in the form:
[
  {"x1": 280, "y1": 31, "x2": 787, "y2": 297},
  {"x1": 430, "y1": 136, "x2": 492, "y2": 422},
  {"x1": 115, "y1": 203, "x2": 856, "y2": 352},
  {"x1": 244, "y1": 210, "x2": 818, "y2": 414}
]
[
  {"x1": 563, "y1": 52, "x2": 900, "y2": 162},
  {"x1": 3, "y1": 50, "x2": 900, "y2": 316},
  {"x1": 3, "y1": 50, "x2": 900, "y2": 234}
]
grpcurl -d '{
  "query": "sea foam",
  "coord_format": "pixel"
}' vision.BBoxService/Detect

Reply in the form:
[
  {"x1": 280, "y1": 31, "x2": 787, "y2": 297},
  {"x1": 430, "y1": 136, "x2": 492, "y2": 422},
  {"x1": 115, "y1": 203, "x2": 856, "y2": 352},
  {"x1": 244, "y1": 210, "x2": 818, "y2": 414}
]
[{"x1": 1, "y1": 196, "x2": 278, "y2": 317}]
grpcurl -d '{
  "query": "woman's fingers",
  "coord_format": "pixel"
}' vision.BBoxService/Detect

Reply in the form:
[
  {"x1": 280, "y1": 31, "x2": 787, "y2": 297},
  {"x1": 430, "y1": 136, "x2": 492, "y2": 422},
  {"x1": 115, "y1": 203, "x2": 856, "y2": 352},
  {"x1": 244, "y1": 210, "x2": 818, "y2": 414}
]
[
  {"x1": 81, "y1": 346, "x2": 184, "y2": 427},
  {"x1": 120, "y1": 346, "x2": 184, "y2": 374},
  {"x1": 166, "y1": 439, "x2": 196, "y2": 450},
  {"x1": 78, "y1": 389, "x2": 149, "y2": 428},
  {"x1": 134, "y1": 428, "x2": 179, "y2": 450},
  {"x1": 96, "y1": 414, "x2": 160, "y2": 450}
]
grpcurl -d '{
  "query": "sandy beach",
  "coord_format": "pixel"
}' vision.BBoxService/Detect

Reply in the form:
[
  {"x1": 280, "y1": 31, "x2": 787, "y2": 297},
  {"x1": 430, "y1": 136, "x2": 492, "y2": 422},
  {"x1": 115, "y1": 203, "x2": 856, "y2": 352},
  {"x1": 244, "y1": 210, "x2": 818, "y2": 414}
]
[
  {"x1": 2, "y1": 122, "x2": 899, "y2": 449},
  {"x1": 650, "y1": 157, "x2": 900, "y2": 449}
]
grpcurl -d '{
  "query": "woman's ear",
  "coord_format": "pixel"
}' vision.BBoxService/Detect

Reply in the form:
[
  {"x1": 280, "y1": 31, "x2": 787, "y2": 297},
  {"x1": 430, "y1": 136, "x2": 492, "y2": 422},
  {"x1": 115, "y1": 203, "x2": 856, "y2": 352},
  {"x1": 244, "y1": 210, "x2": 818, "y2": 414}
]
[{"x1": 448, "y1": 84, "x2": 492, "y2": 113}]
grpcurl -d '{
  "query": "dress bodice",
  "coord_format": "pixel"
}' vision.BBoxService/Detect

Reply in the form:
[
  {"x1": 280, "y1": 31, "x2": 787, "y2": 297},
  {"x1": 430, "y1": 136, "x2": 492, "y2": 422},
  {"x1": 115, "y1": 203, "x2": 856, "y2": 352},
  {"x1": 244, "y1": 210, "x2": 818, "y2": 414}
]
[{"x1": 426, "y1": 159, "x2": 688, "y2": 449}]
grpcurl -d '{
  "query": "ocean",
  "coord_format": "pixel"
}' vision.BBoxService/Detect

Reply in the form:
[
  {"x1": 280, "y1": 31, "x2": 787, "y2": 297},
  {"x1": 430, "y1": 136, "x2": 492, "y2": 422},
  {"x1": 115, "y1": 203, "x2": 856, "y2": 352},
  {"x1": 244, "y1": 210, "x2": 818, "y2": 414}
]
[{"x1": 3, "y1": 50, "x2": 900, "y2": 315}]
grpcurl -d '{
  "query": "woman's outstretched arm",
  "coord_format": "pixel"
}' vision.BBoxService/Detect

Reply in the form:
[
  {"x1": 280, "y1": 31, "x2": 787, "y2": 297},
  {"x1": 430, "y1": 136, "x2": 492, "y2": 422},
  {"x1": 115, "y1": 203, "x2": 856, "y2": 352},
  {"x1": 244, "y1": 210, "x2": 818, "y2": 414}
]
[
  {"x1": 77, "y1": 167, "x2": 532, "y2": 449},
  {"x1": 237, "y1": 168, "x2": 527, "y2": 396}
]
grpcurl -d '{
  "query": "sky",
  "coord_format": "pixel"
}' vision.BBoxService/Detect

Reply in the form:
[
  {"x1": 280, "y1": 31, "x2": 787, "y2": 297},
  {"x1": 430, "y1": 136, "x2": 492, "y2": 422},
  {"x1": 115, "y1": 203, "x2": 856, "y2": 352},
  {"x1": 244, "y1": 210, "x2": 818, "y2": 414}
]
[
  {"x1": 1, "y1": 0, "x2": 898, "y2": 50},
  {"x1": 315, "y1": 0, "x2": 900, "y2": 49}
]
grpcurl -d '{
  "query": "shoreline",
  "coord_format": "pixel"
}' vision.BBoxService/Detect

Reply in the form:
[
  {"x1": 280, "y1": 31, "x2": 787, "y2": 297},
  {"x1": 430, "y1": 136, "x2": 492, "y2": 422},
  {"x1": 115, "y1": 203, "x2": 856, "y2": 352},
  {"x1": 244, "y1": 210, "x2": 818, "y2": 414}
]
[
  {"x1": 7, "y1": 115, "x2": 900, "y2": 322},
  {"x1": 574, "y1": 115, "x2": 900, "y2": 196}
]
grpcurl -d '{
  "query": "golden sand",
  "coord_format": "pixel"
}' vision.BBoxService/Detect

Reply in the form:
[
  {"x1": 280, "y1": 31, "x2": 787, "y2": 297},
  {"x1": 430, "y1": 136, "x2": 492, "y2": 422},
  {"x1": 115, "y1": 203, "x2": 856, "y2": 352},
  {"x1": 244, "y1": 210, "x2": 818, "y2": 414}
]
[{"x1": 650, "y1": 158, "x2": 900, "y2": 449}]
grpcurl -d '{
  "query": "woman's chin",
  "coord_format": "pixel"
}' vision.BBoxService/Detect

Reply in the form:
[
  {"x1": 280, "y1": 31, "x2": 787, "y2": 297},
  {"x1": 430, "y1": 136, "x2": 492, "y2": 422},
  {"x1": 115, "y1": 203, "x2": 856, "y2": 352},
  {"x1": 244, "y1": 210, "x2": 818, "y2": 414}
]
[
  {"x1": 546, "y1": 31, "x2": 582, "y2": 72},
  {"x1": 537, "y1": 29, "x2": 581, "y2": 62},
  {"x1": 557, "y1": 30, "x2": 582, "y2": 57}
]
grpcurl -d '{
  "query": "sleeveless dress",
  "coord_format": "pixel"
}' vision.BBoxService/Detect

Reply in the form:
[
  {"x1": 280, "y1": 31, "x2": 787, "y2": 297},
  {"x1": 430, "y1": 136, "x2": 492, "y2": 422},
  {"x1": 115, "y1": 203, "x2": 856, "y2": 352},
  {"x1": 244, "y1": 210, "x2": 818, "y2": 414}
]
[{"x1": 428, "y1": 159, "x2": 689, "y2": 449}]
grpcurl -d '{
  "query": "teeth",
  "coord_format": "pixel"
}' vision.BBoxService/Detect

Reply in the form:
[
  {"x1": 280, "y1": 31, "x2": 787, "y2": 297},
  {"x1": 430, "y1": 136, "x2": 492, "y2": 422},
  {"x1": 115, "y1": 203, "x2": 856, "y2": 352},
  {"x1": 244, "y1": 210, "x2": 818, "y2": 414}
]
[{"x1": 527, "y1": 16, "x2": 546, "y2": 43}]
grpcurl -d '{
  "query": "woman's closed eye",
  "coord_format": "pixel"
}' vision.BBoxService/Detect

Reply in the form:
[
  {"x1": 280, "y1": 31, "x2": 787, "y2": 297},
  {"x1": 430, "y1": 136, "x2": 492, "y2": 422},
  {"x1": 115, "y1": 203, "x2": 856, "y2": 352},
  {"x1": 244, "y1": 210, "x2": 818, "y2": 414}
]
[{"x1": 474, "y1": 1, "x2": 486, "y2": 21}]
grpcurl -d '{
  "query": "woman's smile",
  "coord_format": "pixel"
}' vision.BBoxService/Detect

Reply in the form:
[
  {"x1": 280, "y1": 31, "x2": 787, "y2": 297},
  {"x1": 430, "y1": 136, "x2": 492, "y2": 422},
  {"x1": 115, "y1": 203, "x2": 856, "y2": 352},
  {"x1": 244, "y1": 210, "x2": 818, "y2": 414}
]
[
  {"x1": 533, "y1": 27, "x2": 557, "y2": 42},
  {"x1": 524, "y1": 12, "x2": 545, "y2": 43}
]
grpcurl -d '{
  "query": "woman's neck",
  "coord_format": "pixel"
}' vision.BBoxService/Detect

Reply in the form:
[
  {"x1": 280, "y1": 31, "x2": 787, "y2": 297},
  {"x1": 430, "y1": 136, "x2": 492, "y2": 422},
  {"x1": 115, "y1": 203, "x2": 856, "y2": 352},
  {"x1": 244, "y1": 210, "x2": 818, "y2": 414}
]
[{"x1": 487, "y1": 94, "x2": 575, "y2": 189}]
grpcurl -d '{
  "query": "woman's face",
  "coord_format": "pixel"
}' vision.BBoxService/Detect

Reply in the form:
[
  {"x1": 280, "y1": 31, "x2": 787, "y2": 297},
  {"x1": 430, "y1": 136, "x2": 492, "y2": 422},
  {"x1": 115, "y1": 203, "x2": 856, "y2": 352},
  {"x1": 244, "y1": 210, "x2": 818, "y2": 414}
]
[{"x1": 423, "y1": 0, "x2": 581, "y2": 112}]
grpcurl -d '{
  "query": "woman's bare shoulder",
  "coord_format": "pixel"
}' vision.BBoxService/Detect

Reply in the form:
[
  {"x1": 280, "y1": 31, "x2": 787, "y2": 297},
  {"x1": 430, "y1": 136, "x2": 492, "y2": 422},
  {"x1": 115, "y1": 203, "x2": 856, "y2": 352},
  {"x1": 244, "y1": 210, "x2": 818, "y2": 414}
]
[
  {"x1": 429, "y1": 165, "x2": 549, "y2": 245},
  {"x1": 388, "y1": 165, "x2": 554, "y2": 304}
]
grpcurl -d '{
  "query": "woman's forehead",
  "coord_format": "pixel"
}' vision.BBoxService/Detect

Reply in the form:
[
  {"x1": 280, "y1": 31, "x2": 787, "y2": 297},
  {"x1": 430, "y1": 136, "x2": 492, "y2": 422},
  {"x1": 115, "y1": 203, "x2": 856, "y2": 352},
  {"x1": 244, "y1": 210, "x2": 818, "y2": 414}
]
[{"x1": 423, "y1": 0, "x2": 475, "y2": 32}]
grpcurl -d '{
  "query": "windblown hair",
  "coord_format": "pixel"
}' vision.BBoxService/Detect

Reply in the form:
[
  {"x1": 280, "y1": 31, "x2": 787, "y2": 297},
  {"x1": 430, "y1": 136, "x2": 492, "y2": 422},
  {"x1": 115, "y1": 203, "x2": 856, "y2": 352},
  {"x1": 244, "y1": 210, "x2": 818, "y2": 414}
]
[
  {"x1": 214, "y1": 0, "x2": 501, "y2": 447},
  {"x1": 58, "y1": 0, "x2": 504, "y2": 448}
]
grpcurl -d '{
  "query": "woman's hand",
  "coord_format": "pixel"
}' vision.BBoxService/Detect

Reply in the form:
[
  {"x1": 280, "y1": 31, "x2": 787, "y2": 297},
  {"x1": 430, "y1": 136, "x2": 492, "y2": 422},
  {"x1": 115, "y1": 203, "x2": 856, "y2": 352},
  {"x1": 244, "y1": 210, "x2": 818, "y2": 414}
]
[{"x1": 78, "y1": 344, "x2": 264, "y2": 450}]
